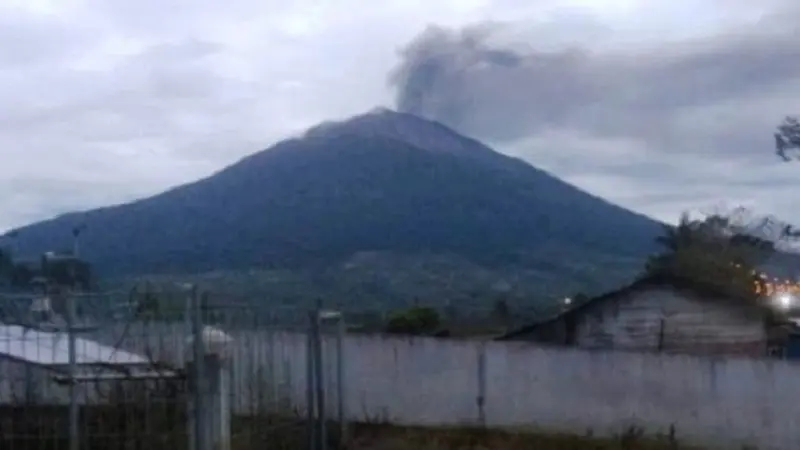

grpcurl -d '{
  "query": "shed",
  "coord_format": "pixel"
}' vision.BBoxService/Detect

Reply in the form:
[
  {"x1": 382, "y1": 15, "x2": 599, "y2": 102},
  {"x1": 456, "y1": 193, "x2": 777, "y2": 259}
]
[{"x1": 497, "y1": 274, "x2": 775, "y2": 357}]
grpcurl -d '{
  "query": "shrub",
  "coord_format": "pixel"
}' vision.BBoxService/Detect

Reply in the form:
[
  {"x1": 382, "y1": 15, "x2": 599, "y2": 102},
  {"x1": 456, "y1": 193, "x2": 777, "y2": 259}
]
[{"x1": 384, "y1": 307, "x2": 441, "y2": 335}]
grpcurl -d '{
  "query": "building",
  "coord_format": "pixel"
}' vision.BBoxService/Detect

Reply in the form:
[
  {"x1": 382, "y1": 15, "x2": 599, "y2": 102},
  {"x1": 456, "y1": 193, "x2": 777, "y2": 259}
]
[{"x1": 497, "y1": 274, "x2": 779, "y2": 357}]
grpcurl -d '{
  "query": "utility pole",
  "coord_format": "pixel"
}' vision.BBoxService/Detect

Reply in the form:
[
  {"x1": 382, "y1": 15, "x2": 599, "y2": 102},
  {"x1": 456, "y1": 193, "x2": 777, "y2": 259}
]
[
  {"x1": 66, "y1": 284, "x2": 79, "y2": 450},
  {"x1": 66, "y1": 245, "x2": 81, "y2": 450},
  {"x1": 72, "y1": 224, "x2": 86, "y2": 258},
  {"x1": 65, "y1": 227, "x2": 88, "y2": 450}
]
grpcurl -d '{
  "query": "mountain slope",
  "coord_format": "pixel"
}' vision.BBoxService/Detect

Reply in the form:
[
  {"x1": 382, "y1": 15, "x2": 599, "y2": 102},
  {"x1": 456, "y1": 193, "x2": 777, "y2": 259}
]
[{"x1": 5, "y1": 109, "x2": 662, "y2": 294}]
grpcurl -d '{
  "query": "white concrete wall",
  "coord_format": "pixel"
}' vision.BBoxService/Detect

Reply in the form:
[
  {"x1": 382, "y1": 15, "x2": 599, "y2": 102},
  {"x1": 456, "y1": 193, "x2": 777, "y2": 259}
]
[
  {"x1": 261, "y1": 332, "x2": 800, "y2": 450},
  {"x1": 19, "y1": 322, "x2": 800, "y2": 449},
  {"x1": 480, "y1": 341, "x2": 794, "y2": 449}
]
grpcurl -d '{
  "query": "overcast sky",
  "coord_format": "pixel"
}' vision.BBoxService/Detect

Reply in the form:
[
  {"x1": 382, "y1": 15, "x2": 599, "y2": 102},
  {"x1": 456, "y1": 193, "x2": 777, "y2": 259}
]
[{"x1": 1, "y1": 0, "x2": 798, "y2": 232}]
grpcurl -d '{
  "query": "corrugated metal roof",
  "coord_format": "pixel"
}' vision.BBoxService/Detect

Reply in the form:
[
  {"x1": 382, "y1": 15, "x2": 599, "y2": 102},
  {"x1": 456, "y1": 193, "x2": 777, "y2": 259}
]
[{"x1": 0, "y1": 323, "x2": 150, "y2": 367}]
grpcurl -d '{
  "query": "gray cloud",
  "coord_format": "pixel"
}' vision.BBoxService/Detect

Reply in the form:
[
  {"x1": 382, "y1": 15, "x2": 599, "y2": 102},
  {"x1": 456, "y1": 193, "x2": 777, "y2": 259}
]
[
  {"x1": 391, "y1": 20, "x2": 800, "y2": 146},
  {"x1": 0, "y1": 0, "x2": 433, "y2": 230},
  {"x1": 0, "y1": 10, "x2": 97, "y2": 68},
  {"x1": 389, "y1": 10, "x2": 800, "y2": 223},
  {"x1": 1, "y1": 0, "x2": 799, "y2": 233}
]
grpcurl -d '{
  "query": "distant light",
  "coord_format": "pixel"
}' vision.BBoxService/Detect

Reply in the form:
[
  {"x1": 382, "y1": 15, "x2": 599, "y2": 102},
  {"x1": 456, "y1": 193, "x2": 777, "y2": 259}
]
[
  {"x1": 774, "y1": 293, "x2": 794, "y2": 310},
  {"x1": 563, "y1": 297, "x2": 572, "y2": 306}
]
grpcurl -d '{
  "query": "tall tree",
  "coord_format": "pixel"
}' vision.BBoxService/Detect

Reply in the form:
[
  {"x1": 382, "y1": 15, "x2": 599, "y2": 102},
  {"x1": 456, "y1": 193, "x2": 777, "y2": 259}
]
[
  {"x1": 0, "y1": 248, "x2": 12, "y2": 283},
  {"x1": 651, "y1": 212, "x2": 701, "y2": 255},
  {"x1": 645, "y1": 210, "x2": 776, "y2": 298}
]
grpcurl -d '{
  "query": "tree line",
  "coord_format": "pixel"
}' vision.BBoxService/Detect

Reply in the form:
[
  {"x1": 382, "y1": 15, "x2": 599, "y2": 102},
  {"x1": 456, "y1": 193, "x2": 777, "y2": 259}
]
[{"x1": 0, "y1": 248, "x2": 92, "y2": 290}]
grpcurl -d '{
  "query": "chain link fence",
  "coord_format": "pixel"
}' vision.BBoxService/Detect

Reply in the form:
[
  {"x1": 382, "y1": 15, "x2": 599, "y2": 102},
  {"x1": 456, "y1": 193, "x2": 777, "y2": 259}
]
[{"x1": 0, "y1": 287, "x2": 347, "y2": 450}]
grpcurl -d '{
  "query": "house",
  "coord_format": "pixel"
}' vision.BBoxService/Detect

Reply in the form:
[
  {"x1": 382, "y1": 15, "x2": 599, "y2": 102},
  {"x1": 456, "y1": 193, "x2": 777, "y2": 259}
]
[{"x1": 497, "y1": 274, "x2": 780, "y2": 357}]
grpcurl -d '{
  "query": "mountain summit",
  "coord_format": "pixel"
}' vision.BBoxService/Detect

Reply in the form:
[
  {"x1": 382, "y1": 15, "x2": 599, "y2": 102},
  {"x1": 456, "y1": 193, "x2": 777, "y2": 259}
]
[
  {"x1": 5, "y1": 109, "x2": 661, "y2": 286},
  {"x1": 304, "y1": 108, "x2": 507, "y2": 164}
]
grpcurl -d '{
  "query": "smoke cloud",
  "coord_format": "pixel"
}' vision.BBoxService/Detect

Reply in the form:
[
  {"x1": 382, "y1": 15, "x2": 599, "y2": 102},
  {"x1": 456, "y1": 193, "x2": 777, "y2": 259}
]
[
  {"x1": 387, "y1": 14, "x2": 800, "y2": 223},
  {"x1": 389, "y1": 21, "x2": 800, "y2": 152}
]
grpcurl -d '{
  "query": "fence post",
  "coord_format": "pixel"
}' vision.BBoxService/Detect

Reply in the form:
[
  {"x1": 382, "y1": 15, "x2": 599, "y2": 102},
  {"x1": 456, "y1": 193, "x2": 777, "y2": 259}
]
[
  {"x1": 335, "y1": 314, "x2": 348, "y2": 444},
  {"x1": 476, "y1": 343, "x2": 487, "y2": 427},
  {"x1": 66, "y1": 290, "x2": 79, "y2": 450},
  {"x1": 312, "y1": 309, "x2": 327, "y2": 450},
  {"x1": 306, "y1": 310, "x2": 318, "y2": 450},
  {"x1": 203, "y1": 351, "x2": 233, "y2": 450},
  {"x1": 187, "y1": 292, "x2": 233, "y2": 450},
  {"x1": 188, "y1": 288, "x2": 209, "y2": 450},
  {"x1": 319, "y1": 310, "x2": 348, "y2": 446}
]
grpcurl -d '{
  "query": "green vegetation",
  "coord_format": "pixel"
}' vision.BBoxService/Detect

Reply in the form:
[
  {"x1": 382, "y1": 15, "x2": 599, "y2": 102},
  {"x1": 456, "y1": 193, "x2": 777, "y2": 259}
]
[
  {"x1": 644, "y1": 211, "x2": 777, "y2": 300},
  {"x1": 106, "y1": 251, "x2": 643, "y2": 322},
  {"x1": 103, "y1": 207, "x2": 797, "y2": 332},
  {"x1": 384, "y1": 306, "x2": 441, "y2": 335},
  {"x1": 0, "y1": 249, "x2": 93, "y2": 290},
  {"x1": 41, "y1": 256, "x2": 93, "y2": 289},
  {"x1": 0, "y1": 248, "x2": 12, "y2": 280},
  {"x1": 344, "y1": 423, "x2": 711, "y2": 450},
  {"x1": 229, "y1": 418, "x2": 719, "y2": 450}
]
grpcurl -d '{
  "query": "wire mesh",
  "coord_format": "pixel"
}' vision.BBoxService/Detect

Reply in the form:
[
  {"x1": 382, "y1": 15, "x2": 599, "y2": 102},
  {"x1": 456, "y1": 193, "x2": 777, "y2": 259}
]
[
  {"x1": 86, "y1": 289, "x2": 327, "y2": 450},
  {"x1": 206, "y1": 302, "x2": 314, "y2": 450},
  {"x1": 0, "y1": 284, "x2": 352, "y2": 450},
  {"x1": 0, "y1": 288, "x2": 189, "y2": 450},
  {"x1": 197, "y1": 298, "x2": 348, "y2": 450}
]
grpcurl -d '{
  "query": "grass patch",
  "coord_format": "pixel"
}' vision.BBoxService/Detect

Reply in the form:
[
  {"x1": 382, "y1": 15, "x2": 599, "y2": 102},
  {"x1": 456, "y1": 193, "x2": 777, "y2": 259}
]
[
  {"x1": 0, "y1": 407, "x2": 732, "y2": 450},
  {"x1": 228, "y1": 415, "x2": 713, "y2": 450},
  {"x1": 346, "y1": 423, "x2": 705, "y2": 450}
]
